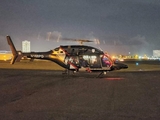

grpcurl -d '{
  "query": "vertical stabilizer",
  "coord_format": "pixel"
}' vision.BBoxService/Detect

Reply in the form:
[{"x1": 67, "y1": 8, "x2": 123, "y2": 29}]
[{"x1": 6, "y1": 36, "x2": 18, "y2": 64}]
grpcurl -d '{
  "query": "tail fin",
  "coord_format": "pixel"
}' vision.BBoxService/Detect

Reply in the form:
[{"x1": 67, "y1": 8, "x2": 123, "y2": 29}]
[{"x1": 6, "y1": 36, "x2": 20, "y2": 64}]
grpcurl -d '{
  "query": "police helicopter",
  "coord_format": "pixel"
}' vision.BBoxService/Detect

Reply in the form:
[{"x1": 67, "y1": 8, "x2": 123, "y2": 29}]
[{"x1": 6, "y1": 36, "x2": 128, "y2": 77}]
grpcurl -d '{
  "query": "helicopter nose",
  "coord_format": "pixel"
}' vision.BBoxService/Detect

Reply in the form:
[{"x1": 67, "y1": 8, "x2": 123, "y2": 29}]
[
  {"x1": 112, "y1": 63, "x2": 128, "y2": 70},
  {"x1": 123, "y1": 64, "x2": 128, "y2": 69}
]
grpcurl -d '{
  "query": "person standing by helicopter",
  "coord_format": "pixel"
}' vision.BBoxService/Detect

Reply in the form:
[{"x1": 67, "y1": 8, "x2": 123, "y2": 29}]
[{"x1": 102, "y1": 55, "x2": 112, "y2": 67}]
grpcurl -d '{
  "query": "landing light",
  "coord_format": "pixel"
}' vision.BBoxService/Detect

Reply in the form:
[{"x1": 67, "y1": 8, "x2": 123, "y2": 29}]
[{"x1": 18, "y1": 52, "x2": 21, "y2": 55}]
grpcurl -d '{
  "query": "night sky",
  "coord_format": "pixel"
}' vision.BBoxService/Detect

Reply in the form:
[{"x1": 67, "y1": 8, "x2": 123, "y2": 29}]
[{"x1": 0, "y1": 0, "x2": 160, "y2": 56}]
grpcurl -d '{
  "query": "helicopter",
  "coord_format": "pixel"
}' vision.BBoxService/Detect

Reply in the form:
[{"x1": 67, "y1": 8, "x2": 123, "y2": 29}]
[{"x1": 6, "y1": 36, "x2": 128, "y2": 77}]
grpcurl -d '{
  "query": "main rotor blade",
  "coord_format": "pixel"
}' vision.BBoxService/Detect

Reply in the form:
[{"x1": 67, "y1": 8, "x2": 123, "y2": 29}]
[{"x1": 61, "y1": 38, "x2": 93, "y2": 42}]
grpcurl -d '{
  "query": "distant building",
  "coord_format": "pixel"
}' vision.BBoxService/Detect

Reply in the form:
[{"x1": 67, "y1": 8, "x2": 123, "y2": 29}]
[
  {"x1": 22, "y1": 40, "x2": 30, "y2": 52},
  {"x1": 153, "y1": 50, "x2": 160, "y2": 57}
]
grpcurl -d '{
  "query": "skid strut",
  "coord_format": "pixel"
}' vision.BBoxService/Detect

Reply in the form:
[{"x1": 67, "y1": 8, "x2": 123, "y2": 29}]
[
  {"x1": 62, "y1": 69, "x2": 70, "y2": 75},
  {"x1": 97, "y1": 71, "x2": 107, "y2": 78}
]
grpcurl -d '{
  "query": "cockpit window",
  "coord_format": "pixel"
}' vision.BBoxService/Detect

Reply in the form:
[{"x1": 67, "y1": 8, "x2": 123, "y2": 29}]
[{"x1": 54, "y1": 47, "x2": 59, "y2": 51}]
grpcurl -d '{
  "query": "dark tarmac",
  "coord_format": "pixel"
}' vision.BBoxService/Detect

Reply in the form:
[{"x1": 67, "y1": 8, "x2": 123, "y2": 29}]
[{"x1": 0, "y1": 60, "x2": 160, "y2": 120}]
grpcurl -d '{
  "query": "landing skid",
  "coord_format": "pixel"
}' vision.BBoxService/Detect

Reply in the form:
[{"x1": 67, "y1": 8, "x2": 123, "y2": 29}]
[{"x1": 62, "y1": 69, "x2": 107, "y2": 78}]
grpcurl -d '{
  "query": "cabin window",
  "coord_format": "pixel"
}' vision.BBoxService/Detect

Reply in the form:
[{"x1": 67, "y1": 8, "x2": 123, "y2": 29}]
[
  {"x1": 83, "y1": 55, "x2": 89, "y2": 60},
  {"x1": 81, "y1": 55, "x2": 98, "y2": 64},
  {"x1": 79, "y1": 55, "x2": 100, "y2": 68},
  {"x1": 79, "y1": 55, "x2": 89, "y2": 67},
  {"x1": 90, "y1": 56, "x2": 97, "y2": 64},
  {"x1": 65, "y1": 56, "x2": 79, "y2": 65}
]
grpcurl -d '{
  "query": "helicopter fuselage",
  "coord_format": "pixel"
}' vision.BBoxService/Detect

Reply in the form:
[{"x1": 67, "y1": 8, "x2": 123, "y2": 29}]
[{"x1": 7, "y1": 36, "x2": 128, "y2": 73}]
